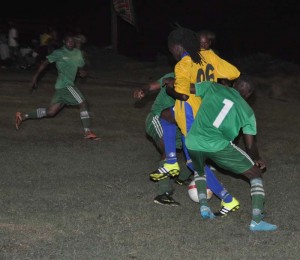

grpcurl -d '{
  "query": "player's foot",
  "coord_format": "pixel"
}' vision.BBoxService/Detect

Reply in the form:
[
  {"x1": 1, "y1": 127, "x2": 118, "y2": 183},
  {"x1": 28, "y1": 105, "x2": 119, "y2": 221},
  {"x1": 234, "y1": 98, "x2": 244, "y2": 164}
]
[
  {"x1": 249, "y1": 220, "x2": 278, "y2": 231},
  {"x1": 150, "y1": 162, "x2": 180, "y2": 181},
  {"x1": 83, "y1": 130, "x2": 100, "y2": 140},
  {"x1": 174, "y1": 176, "x2": 192, "y2": 186},
  {"x1": 200, "y1": 205, "x2": 215, "y2": 219},
  {"x1": 15, "y1": 112, "x2": 24, "y2": 130},
  {"x1": 154, "y1": 193, "x2": 180, "y2": 206},
  {"x1": 214, "y1": 197, "x2": 240, "y2": 217}
]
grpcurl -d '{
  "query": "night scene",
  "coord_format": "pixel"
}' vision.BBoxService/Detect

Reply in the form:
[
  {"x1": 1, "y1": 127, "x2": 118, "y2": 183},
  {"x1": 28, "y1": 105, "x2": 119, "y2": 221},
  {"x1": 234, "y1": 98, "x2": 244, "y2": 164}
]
[{"x1": 0, "y1": 0, "x2": 299, "y2": 259}]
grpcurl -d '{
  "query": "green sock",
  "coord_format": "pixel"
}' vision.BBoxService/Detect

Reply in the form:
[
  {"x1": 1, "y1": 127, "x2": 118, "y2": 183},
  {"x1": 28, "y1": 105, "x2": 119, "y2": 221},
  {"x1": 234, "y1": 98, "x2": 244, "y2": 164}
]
[
  {"x1": 157, "y1": 178, "x2": 172, "y2": 195},
  {"x1": 194, "y1": 171, "x2": 208, "y2": 206},
  {"x1": 250, "y1": 178, "x2": 265, "y2": 223}
]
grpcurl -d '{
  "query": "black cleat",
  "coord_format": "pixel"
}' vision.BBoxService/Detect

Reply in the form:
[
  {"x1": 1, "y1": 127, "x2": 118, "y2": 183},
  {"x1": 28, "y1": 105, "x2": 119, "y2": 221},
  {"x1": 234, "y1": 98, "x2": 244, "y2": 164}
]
[{"x1": 154, "y1": 193, "x2": 180, "y2": 206}]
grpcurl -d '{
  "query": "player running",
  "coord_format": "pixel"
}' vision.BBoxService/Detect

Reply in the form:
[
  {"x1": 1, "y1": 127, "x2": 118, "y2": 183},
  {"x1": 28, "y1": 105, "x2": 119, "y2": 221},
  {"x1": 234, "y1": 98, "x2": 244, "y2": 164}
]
[{"x1": 15, "y1": 33, "x2": 98, "y2": 140}]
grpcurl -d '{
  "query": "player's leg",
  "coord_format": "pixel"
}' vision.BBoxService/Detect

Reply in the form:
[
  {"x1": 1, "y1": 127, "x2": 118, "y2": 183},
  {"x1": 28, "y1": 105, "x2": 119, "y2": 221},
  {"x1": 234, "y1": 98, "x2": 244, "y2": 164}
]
[
  {"x1": 188, "y1": 149, "x2": 215, "y2": 219},
  {"x1": 210, "y1": 142, "x2": 277, "y2": 231},
  {"x1": 64, "y1": 86, "x2": 98, "y2": 139},
  {"x1": 150, "y1": 108, "x2": 180, "y2": 180},
  {"x1": 174, "y1": 127, "x2": 194, "y2": 186},
  {"x1": 154, "y1": 177, "x2": 180, "y2": 206},
  {"x1": 145, "y1": 112, "x2": 165, "y2": 159},
  {"x1": 15, "y1": 89, "x2": 64, "y2": 130},
  {"x1": 181, "y1": 135, "x2": 239, "y2": 213},
  {"x1": 145, "y1": 112, "x2": 179, "y2": 205}
]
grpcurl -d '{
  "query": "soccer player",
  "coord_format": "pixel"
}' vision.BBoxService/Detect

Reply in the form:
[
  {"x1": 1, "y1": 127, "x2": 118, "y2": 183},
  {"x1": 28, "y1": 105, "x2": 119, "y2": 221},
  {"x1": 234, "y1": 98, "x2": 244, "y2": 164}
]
[
  {"x1": 151, "y1": 27, "x2": 241, "y2": 215},
  {"x1": 134, "y1": 73, "x2": 189, "y2": 205},
  {"x1": 185, "y1": 75, "x2": 278, "y2": 231},
  {"x1": 15, "y1": 33, "x2": 98, "y2": 140},
  {"x1": 134, "y1": 73, "x2": 239, "y2": 209}
]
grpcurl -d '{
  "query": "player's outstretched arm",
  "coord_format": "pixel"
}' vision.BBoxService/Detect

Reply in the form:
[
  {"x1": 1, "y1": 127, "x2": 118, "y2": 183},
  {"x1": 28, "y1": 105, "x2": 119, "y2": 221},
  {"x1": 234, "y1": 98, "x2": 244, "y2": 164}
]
[
  {"x1": 30, "y1": 60, "x2": 49, "y2": 93},
  {"x1": 133, "y1": 81, "x2": 161, "y2": 100}
]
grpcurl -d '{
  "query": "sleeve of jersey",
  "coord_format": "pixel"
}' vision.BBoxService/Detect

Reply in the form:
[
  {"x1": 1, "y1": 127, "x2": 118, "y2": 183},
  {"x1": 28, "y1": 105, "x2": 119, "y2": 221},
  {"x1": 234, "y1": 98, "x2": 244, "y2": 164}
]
[
  {"x1": 174, "y1": 58, "x2": 192, "y2": 95},
  {"x1": 212, "y1": 54, "x2": 241, "y2": 80},
  {"x1": 158, "y1": 72, "x2": 175, "y2": 87},
  {"x1": 242, "y1": 113, "x2": 257, "y2": 135},
  {"x1": 46, "y1": 50, "x2": 59, "y2": 63}
]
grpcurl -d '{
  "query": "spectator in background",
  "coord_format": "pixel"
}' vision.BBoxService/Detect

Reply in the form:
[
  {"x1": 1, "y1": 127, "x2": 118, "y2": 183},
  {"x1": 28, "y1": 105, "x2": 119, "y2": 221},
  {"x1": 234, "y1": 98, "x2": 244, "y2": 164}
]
[
  {"x1": 0, "y1": 30, "x2": 10, "y2": 68},
  {"x1": 36, "y1": 25, "x2": 59, "y2": 65},
  {"x1": 8, "y1": 21, "x2": 19, "y2": 63}
]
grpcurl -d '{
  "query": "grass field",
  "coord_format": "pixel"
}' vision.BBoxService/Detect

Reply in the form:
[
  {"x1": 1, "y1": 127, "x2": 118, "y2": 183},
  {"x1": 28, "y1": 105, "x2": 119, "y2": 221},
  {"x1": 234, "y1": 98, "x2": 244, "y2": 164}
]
[{"x1": 0, "y1": 58, "x2": 300, "y2": 259}]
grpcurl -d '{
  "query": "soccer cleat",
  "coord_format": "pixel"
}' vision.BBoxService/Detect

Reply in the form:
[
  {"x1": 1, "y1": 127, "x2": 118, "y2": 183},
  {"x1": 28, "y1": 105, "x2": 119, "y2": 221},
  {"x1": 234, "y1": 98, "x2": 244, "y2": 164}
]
[
  {"x1": 15, "y1": 112, "x2": 24, "y2": 130},
  {"x1": 200, "y1": 206, "x2": 215, "y2": 219},
  {"x1": 83, "y1": 130, "x2": 100, "y2": 140},
  {"x1": 154, "y1": 193, "x2": 180, "y2": 206},
  {"x1": 214, "y1": 197, "x2": 240, "y2": 217},
  {"x1": 249, "y1": 220, "x2": 278, "y2": 231},
  {"x1": 150, "y1": 162, "x2": 180, "y2": 181},
  {"x1": 174, "y1": 176, "x2": 192, "y2": 186}
]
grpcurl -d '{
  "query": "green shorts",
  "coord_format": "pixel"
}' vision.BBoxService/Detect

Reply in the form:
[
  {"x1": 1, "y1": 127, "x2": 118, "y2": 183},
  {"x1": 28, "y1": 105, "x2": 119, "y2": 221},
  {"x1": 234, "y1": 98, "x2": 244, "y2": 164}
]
[
  {"x1": 188, "y1": 142, "x2": 255, "y2": 174},
  {"x1": 145, "y1": 112, "x2": 182, "y2": 150},
  {"x1": 50, "y1": 86, "x2": 86, "y2": 105}
]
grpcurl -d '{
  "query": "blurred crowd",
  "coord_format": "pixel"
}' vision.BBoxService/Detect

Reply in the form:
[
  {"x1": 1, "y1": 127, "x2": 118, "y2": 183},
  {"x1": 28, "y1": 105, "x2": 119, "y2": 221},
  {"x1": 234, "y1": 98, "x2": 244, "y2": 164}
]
[{"x1": 0, "y1": 20, "x2": 87, "y2": 70}]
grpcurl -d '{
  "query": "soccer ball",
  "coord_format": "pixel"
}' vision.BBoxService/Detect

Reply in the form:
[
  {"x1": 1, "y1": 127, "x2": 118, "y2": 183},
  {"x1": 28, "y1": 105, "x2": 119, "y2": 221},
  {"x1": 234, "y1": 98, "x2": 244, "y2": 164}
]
[{"x1": 188, "y1": 180, "x2": 213, "y2": 202}]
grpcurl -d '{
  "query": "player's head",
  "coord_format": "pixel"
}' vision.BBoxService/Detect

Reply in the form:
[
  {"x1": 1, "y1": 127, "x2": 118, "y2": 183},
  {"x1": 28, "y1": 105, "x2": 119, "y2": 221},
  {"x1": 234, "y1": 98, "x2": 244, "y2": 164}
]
[
  {"x1": 197, "y1": 30, "x2": 216, "y2": 50},
  {"x1": 63, "y1": 32, "x2": 75, "y2": 50},
  {"x1": 168, "y1": 27, "x2": 202, "y2": 64},
  {"x1": 233, "y1": 75, "x2": 256, "y2": 100}
]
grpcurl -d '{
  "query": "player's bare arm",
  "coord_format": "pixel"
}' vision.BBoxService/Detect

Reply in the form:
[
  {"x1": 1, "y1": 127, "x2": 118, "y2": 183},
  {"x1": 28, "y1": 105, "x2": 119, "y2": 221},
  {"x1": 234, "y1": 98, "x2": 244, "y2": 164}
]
[
  {"x1": 190, "y1": 83, "x2": 195, "y2": 94},
  {"x1": 30, "y1": 60, "x2": 49, "y2": 93},
  {"x1": 78, "y1": 69, "x2": 87, "y2": 78},
  {"x1": 162, "y1": 77, "x2": 175, "y2": 87},
  {"x1": 166, "y1": 85, "x2": 189, "y2": 101},
  {"x1": 133, "y1": 81, "x2": 161, "y2": 100},
  {"x1": 243, "y1": 134, "x2": 266, "y2": 171}
]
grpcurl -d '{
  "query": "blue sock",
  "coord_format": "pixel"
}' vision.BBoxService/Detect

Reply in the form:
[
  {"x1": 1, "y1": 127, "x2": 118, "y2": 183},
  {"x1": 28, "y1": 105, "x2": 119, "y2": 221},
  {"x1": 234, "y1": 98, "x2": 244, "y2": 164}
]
[
  {"x1": 181, "y1": 136, "x2": 194, "y2": 171},
  {"x1": 160, "y1": 117, "x2": 177, "y2": 164},
  {"x1": 205, "y1": 166, "x2": 233, "y2": 202}
]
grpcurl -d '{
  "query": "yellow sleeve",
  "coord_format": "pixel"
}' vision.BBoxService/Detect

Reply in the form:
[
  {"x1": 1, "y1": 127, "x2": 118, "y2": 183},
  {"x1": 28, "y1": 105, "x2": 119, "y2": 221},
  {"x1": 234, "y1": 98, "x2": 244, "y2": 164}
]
[
  {"x1": 174, "y1": 56, "x2": 193, "y2": 95},
  {"x1": 210, "y1": 52, "x2": 240, "y2": 80}
]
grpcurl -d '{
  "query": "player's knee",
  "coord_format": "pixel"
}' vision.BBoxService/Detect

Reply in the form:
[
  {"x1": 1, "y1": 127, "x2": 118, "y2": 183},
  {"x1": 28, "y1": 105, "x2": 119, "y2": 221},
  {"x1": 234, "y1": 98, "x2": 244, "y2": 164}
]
[
  {"x1": 79, "y1": 101, "x2": 87, "y2": 110},
  {"x1": 160, "y1": 108, "x2": 175, "y2": 123},
  {"x1": 242, "y1": 165, "x2": 262, "y2": 180}
]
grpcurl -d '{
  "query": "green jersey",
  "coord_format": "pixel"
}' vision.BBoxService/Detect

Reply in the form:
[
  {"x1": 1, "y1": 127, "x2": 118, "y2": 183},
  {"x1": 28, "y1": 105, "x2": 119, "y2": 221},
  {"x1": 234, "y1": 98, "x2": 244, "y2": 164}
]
[
  {"x1": 186, "y1": 81, "x2": 256, "y2": 152},
  {"x1": 47, "y1": 47, "x2": 85, "y2": 89},
  {"x1": 150, "y1": 72, "x2": 175, "y2": 116}
]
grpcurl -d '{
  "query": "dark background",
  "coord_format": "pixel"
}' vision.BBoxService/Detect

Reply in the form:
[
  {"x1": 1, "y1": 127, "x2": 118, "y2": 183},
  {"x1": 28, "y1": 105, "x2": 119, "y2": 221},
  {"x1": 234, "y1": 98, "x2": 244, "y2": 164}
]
[{"x1": 2, "y1": 0, "x2": 299, "y2": 63}]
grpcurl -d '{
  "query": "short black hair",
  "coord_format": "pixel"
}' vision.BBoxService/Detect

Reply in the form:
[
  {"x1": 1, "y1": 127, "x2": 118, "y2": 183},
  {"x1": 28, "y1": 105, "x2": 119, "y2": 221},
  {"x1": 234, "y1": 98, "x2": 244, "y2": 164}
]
[{"x1": 233, "y1": 74, "x2": 256, "y2": 98}]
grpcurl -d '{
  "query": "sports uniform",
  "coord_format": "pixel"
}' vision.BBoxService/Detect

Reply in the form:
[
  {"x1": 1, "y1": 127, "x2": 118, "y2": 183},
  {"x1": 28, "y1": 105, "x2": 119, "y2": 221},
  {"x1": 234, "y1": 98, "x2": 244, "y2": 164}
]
[
  {"x1": 15, "y1": 35, "x2": 98, "y2": 140},
  {"x1": 157, "y1": 50, "x2": 241, "y2": 211},
  {"x1": 145, "y1": 73, "x2": 182, "y2": 150},
  {"x1": 173, "y1": 49, "x2": 240, "y2": 136},
  {"x1": 186, "y1": 81, "x2": 277, "y2": 231},
  {"x1": 186, "y1": 81, "x2": 256, "y2": 172},
  {"x1": 47, "y1": 46, "x2": 86, "y2": 105}
]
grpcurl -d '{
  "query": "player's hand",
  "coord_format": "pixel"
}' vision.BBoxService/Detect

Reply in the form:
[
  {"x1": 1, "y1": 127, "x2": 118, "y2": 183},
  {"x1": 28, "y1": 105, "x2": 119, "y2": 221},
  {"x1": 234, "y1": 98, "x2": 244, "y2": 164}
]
[
  {"x1": 133, "y1": 89, "x2": 145, "y2": 100},
  {"x1": 255, "y1": 159, "x2": 267, "y2": 172},
  {"x1": 29, "y1": 79, "x2": 38, "y2": 93},
  {"x1": 78, "y1": 69, "x2": 87, "y2": 78}
]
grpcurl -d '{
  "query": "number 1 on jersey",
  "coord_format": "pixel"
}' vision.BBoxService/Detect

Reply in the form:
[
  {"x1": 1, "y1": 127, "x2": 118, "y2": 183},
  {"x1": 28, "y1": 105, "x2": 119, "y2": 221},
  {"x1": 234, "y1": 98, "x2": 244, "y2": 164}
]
[{"x1": 213, "y1": 99, "x2": 234, "y2": 128}]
